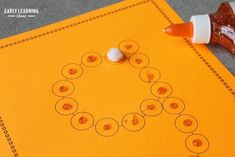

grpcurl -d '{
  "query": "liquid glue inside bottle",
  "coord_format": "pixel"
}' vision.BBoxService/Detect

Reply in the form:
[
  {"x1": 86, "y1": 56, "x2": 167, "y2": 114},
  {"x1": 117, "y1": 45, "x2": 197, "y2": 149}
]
[{"x1": 164, "y1": 2, "x2": 235, "y2": 54}]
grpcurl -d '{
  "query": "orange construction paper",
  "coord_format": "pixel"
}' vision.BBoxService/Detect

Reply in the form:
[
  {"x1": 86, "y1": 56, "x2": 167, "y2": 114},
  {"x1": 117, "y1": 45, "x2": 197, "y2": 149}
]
[{"x1": 0, "y1": 0, "x2": 234, "y2": 157}]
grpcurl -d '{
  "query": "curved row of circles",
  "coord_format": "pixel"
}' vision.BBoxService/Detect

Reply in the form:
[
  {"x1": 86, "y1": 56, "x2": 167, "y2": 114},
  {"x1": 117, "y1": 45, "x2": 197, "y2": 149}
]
[
  {"x1": 68, "y1": 112, "x2": 209, "y2": 154},
  {"x1": 60, "y1": 52, "x2": 151, "y2": 70},
  {"x1": 78, "y1": 39, "x2": 141, "y2": 67},
  {"x1": 70, "y1": 112, "x2": 145, "y2": 136},
  {"x1": 53, "y1": 39, "x2": 209, "y2": 155},
  {"x1": 61, "y1": 57, "x2": 159, "y2": 80},
  {"x1": 62, "y1": 61, "x2": 162, "y2": 83},
  {"x1": 56, "y1": 97, "x2": 199, "y2": 133}
]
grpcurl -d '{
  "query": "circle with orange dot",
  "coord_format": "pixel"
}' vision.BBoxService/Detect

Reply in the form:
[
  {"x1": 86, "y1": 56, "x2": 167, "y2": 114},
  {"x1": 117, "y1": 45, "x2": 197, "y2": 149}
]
[{"x1": 52, "y1": 39, "x2": 209, "y2": 155}]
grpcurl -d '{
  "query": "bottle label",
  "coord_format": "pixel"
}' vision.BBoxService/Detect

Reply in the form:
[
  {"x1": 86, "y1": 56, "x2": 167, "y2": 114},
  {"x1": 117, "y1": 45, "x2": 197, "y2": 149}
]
[{"x1": 221, "y1": 26, "x2": 235, "y2": 44}]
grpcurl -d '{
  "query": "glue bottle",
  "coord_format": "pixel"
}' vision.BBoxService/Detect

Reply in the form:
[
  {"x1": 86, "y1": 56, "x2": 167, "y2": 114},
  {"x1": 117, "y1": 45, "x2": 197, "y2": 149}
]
[{"x1": 164, "y1": 2, "x2": 235, "y2": 54}]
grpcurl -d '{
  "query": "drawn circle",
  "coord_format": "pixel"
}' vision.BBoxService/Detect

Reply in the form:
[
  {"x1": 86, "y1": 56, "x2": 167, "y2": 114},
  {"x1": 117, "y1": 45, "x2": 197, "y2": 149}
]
[
  {"x1": 163, "y1": 97, "x2": 185, "y2": 115},
  {"x1": 81, "y1": 52, "x2": 102, "y2": 67},
  {"x1": 129, "y1": 53, "x2": 150, "y2": 68},
  {"x1": 150, "y1": 82, "x2": 173, "y2": 98},
  {"x1": 119, "y1": 39, "x2": 139, "y2": 56},
  {"x1": 62, "y1": 63, "x2": 83, "y2": 79},
  {"x1": 175, "y1": 114, "x2": 198, "y2": 133},
  {"x1": 95, "y1": 118, "x2": 119, "y2": 137},
  {"x1": 122, "y1": 112, "x2": 145, "y2": 132},
  {"x1": 52, "y1": 80, "x2": 75, "y2": 97},
  {"x1": 185, "y1": 134, "x2": 209, "y2": 154},
  {"x1": 140, "y1": 99, "x2": 163, "y2": 117},
  {"x1": 139, "y1": 67, "x2": 161, "y2": 83},
  {"x1": 55, "y1": 98, "x2": 78, "y2": 115},
  {"x1": 70, "y1": 112, "x2": 94, "y2": 130}
]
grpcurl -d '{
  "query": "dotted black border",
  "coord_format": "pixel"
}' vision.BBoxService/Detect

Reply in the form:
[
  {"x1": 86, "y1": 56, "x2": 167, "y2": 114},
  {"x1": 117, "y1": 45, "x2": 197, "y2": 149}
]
[
  {"x1": 0, "y1": 0, "x2": 233, "y2": 95},
  {"x1": 0, "y1": 116, "x2": 19, "y2": 157},
  {"x1": 149, "y1": 0, "x2": 234, "y2": 97},
  {"x1": 0, "y1": 0, "x2": 232, "y2": 155},
  {"x1": 0, "y1": 0, "x2": 150, "y2": 50}
]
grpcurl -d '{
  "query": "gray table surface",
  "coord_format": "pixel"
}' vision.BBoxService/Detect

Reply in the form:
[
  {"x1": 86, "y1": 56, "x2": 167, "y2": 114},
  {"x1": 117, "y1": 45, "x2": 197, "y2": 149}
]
[{"x1": 0, "y1": 0, "x2": 234, "y2": 75}]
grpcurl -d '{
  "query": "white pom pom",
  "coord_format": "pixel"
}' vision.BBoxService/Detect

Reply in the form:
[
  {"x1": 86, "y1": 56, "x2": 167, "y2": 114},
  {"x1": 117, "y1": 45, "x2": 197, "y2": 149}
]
[{"x1": 107, "y1": 48, "x2": 124, "y2": 62}]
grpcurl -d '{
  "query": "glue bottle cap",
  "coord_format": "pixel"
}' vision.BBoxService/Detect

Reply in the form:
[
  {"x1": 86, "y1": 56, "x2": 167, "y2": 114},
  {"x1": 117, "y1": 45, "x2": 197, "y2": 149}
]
[{"x1": 190, "y1": 14, "x2": 211, "y2": 44}]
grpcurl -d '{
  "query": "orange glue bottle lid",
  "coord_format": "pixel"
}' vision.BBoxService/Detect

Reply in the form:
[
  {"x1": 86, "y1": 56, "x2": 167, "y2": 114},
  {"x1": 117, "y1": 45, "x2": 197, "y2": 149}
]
[{"x1": 164, "y1": 15, "x2": 211, "y2": 44}]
